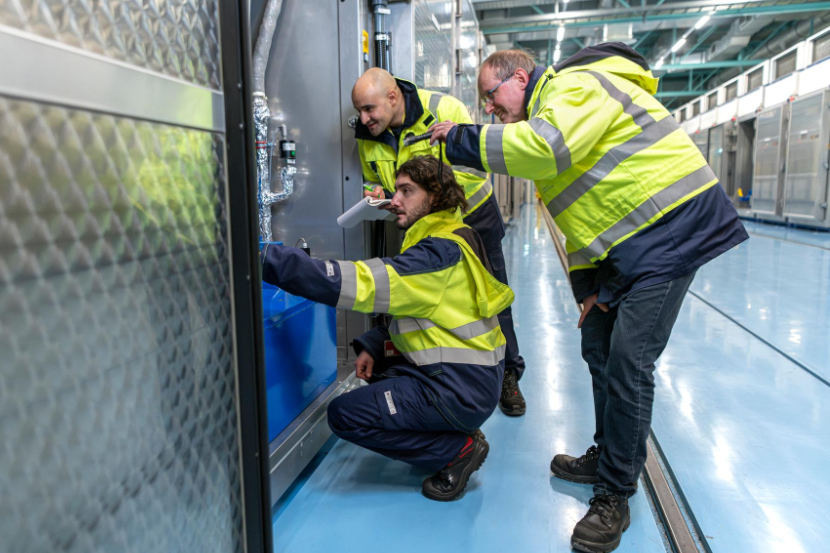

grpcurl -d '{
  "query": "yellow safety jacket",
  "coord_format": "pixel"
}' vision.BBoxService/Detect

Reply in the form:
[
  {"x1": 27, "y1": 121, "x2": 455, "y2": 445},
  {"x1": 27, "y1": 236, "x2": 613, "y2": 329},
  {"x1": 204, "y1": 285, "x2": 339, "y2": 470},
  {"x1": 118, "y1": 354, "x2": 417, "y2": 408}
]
[
  {"x1": 260, "y1": 209, "x2": 515, "y2": 431},
  {"x1": 445, "y1": 43, "x2": 747, "y2": 303},
  {"x1": 356, "y1": 79, "x2": 493, "y2": 215}
]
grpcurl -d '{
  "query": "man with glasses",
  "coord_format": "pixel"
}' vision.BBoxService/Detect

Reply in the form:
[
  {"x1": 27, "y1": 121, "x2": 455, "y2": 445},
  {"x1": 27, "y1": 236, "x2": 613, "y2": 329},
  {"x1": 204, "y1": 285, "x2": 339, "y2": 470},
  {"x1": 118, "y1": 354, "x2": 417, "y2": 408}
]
[
  {"x1": 430, "y1": 45, "x2": 747, "y2": 552},
  {"x1": 352, "y1": 68, "x2": 527, "y2": 416}
]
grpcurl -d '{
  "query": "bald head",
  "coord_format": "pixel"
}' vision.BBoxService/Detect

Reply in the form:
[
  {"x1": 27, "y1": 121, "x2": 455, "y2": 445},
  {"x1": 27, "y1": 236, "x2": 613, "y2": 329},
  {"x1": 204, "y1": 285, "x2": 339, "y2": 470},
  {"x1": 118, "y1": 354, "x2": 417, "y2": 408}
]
[{"x1": 352, "y1": 68, "x2": 405, "y2": 136}]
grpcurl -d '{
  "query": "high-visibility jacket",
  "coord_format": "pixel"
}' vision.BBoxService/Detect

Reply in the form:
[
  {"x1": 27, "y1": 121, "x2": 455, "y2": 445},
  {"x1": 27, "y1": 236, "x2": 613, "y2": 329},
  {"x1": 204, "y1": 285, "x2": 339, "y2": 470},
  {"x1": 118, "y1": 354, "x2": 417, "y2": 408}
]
[
  {"x1": 446, "y1": 42, "x2": 748, "y2": 303},
  {"x1": 260, "y1": 209, "x2": 515, "y2": 432},
  {"x1": 356, "y1": 79, "x2": 493, "y2": 216}
]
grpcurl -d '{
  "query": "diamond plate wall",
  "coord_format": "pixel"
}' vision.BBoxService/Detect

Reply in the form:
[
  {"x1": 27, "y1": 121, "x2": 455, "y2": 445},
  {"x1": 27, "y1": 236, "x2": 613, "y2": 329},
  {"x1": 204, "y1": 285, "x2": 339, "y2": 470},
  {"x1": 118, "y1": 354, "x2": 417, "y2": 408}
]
[
  {"x1": 0, "y1": 97, "x2": 243, "y2": 553},
  {"x1": 0, "y1": 0, "x2": 221, "y2": 90},
  {"x1": 413, "y1": 0, "x2": 453, "y2": 94}
]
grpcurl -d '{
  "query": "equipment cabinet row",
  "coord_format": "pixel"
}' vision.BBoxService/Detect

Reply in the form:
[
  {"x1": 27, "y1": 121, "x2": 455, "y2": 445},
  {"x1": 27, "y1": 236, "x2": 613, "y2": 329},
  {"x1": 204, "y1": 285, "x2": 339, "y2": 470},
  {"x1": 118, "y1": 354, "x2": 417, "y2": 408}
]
[
  {"x1": 675, "y1": 27, "x2": 830, "y2": 229},
  {"x1": 691, "y1": 90, "x2": 830, "y2": 228}
]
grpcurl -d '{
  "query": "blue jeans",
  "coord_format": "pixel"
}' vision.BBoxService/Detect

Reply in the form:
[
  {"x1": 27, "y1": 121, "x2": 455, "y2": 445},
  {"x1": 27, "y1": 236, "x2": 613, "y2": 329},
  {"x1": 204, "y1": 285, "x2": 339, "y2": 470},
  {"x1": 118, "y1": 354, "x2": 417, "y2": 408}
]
[{"x1": 580, "y1": 272, "x2": 695, "y2": 498}]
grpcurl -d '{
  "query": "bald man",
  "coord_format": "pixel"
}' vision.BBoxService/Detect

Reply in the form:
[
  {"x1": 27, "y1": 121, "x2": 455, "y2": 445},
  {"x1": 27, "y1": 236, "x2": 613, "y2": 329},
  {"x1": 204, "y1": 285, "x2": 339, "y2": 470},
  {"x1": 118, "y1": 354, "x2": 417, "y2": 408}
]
[{"x1": 351, "y1": 68, "x2": 528, "y2": 417}]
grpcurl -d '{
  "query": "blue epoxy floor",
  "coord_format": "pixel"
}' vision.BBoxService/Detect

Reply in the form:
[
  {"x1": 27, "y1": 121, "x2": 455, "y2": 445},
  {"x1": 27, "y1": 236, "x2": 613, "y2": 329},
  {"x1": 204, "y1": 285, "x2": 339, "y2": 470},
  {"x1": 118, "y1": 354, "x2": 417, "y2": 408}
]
[
  {"x1": 742, "y1": 219, "x2": 830, "y2": 250},
  {"x1": 650, "y1": 219, "x2": 830, "y2": 553},
  {"x1": 272, "y1": 212, "x2": 830, "y2": 553},
  {"x1": 272, "y1": 204, "x2": 668, "y2": 553},
  {"x1": 690, "y1": 223, "x2": 830, "y2": 382}
]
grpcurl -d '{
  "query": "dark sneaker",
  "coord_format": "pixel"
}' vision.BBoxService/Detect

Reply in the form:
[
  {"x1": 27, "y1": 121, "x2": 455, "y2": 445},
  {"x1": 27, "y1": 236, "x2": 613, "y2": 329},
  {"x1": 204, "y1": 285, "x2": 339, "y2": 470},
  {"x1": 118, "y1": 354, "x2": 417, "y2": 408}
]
[
  {"x1": 571, "y1": 494, "x2": 631, "y2": 553},
  {"x1": 499, "y1": 368, "x2": 526, "y2": 416},
  {"x1": 422, "y1": 433, "x2": 489, "y2": 501},
  {"x1": 550, "y1": 445, "x2": 601, "y2": 484}
]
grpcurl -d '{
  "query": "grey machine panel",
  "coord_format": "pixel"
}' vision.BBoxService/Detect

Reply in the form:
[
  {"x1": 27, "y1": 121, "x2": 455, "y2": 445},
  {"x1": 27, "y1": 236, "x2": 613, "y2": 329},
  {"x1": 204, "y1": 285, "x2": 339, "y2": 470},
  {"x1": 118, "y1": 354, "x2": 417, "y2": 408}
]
[
  {"x1": 0, "y1": 6, "x2": 249, "y2": 553},
  {"x1": 752, "y1": 104, "x2": 789, "y2": 216},
  {"x1": 708, "y1": 124, "x2": 725, "y2": 188},
  {"x1": 693, "y1": 129, "x2": 709, "y2": 159},
  {"x1": 782, "y1": 90, "x2": 830, "y2": 225}
]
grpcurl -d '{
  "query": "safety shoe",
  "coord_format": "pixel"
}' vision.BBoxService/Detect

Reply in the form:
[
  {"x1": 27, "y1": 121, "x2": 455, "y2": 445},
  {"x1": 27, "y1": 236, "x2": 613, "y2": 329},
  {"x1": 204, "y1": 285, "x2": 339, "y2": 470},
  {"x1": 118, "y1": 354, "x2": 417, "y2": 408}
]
[
  {"x1": 422, "y1": 433, "x2": 489, "y2": 501},
  {"x1": 550, "y1": 445, "x2": 601, "y2": 484},
  {"x1": 499, "y1": 368, "x2": 526, "y2": 416},
  {"x1": 571, "y1": 494, "x2": 631, "y2": 553}
]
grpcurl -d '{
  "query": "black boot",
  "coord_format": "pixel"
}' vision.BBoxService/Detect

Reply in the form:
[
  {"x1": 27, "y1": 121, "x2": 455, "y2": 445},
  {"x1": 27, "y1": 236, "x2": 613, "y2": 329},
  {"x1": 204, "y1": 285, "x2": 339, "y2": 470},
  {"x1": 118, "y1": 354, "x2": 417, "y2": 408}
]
[
  {"x1": 550, "y1": 445, "x2": 601, "y2": 484},
  {"x1": 499, "y1": 368, "x2": 526, "y2": 416},
  {"x1": 422, "y1": 433, "x2": 489, "y2": 501},
  {"x1": 571, "y1": 494, "x2": 630, "y2": 553}
]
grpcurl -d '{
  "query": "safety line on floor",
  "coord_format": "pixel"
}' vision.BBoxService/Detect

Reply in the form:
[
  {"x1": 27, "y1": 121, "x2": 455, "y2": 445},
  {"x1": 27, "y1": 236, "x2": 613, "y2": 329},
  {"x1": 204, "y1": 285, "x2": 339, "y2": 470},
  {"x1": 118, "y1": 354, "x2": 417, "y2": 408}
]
[
  {"x1": 688, "y1": 290, "x2": 830, "y2": 389},
  {"x1": 745, "y1": 231, "x2": 830, "y2": 252},
  {"x1": 537, "y1": 201, "x2": 700, "y2": 553}
]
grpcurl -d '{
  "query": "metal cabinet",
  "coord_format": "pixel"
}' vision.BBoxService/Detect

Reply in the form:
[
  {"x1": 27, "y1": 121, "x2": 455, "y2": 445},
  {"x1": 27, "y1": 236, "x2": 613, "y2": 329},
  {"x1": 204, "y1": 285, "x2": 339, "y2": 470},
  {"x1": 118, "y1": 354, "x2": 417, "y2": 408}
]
[
  {"x1": 782, "y1": 90, "x2": 830, "y2": 225},
  {"x1": 752, "y1": 104, "x2": 790, "y2": 216}
]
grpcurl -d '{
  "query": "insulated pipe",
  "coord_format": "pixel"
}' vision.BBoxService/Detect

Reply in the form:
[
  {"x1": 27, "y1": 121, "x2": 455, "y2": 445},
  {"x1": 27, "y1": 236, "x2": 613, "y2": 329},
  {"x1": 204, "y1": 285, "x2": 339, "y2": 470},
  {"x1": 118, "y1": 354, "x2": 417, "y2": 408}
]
[{"x1": 252, "y1": 0, "x2": 289, "y2": 241}]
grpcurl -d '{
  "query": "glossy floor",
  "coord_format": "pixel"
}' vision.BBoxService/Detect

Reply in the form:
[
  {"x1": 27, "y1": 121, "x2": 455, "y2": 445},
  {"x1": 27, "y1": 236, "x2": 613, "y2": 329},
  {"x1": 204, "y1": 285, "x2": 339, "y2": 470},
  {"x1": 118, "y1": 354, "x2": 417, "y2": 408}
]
[{"x1": 272, "y1": 205, "x2": 668, "y2": 553}]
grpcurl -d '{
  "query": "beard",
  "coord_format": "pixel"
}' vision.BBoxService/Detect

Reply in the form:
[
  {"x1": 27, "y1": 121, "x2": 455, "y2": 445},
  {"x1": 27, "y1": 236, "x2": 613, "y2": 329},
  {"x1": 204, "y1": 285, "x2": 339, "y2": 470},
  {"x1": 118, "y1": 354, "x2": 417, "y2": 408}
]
[{"x1": 394, "y1": 197, "x2": 433, "y2": 229}]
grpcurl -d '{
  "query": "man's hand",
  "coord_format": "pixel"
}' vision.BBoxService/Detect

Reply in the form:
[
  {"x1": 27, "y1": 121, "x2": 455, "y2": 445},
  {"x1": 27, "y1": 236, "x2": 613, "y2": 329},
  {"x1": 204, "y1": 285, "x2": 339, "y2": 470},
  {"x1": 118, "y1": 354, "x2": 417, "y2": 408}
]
[
  {"x1": 355, "y1": 350, "x2": 375, "y2": 381},
  {"x1": 577, "y1": 293, "x2": 609, "y2": 329},
  {"x1": 363, "y1": 185, "x2": 384, "y2": 199},
  {"x1": 429, "y1": 121, "x2": 458, "y2": 145}
]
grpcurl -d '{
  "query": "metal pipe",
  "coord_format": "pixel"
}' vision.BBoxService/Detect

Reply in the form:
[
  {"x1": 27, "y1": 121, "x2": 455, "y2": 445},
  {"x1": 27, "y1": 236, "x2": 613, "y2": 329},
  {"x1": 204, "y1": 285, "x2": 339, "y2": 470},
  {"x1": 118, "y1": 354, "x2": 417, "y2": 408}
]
[
  {"x1": 373, "y1": 0, "x2": 392, "y2": 73},
  {"x1": 251, "y1": 0, "x2": 291, "y2": 241}
]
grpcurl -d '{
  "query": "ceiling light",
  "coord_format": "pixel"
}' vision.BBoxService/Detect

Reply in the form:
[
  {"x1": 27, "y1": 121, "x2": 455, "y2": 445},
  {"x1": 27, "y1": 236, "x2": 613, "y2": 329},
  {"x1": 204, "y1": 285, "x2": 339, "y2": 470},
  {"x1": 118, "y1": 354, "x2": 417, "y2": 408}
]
[
  {"x1": 554, "y1": 49, "x2": 562, "y2": 63},
  {"x1": 670, "y1": 38, "x2": 687, "y2": 53},
  {"x1": 557, "y1": 26, "x2": 565, "y2": 42},
  {"x1": 694, "y1": 15, "x2": 711, "y2": 30}
]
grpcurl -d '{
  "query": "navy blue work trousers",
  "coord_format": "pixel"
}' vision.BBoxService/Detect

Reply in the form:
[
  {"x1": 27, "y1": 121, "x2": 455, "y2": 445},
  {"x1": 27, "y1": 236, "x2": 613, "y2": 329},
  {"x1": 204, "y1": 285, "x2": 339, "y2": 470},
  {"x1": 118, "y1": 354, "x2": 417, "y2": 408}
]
[
  {"x1": 466, "y1": 193, "x2": 526, "y2": 379},
  {"x1": 580, "y1": 271, "x2": 695, "y2": 498},
  {"x1": 327, "y1": 375, "x2": 468, "y2": 472}
]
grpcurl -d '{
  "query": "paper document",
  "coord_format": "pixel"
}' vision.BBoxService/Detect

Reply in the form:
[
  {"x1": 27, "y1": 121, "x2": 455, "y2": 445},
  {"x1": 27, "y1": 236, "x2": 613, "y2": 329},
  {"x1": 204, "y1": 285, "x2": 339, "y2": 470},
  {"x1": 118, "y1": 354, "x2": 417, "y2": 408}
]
[{"x1": 337, "y1": 197, "x2": 394, "y2": 228}]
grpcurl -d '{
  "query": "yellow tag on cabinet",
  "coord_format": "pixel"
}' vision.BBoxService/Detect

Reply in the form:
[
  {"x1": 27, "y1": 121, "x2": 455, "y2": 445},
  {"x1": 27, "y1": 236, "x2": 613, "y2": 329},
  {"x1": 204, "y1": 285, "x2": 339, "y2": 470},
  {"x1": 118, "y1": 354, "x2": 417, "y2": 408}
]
[{"x1": 362, "y1": 30, "x2": 369, "y2": 54}]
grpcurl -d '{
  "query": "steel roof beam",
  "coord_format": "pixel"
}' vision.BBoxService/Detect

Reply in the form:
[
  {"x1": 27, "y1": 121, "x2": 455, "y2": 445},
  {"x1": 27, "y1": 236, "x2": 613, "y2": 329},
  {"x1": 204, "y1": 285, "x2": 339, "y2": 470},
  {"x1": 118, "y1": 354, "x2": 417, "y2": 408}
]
[{"x1": 481, "y1": 2, "x2": 830, "y2": 33}]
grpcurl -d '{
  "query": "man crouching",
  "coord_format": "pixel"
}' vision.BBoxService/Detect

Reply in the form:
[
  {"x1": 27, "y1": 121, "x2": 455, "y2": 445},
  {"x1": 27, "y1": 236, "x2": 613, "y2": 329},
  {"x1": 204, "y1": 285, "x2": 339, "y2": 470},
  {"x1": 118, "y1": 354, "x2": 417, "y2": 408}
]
[{"x1": 260, "y1": 156, "x2": 514, "y2": 500}]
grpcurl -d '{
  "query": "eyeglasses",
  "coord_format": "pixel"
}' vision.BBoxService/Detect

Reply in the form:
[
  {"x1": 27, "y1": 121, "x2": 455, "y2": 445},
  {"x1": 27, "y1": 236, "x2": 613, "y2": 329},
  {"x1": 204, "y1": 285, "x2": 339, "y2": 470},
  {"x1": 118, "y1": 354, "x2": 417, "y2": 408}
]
[{"x1": 482, "y1": 73, "x2": 514, "y2": 106}]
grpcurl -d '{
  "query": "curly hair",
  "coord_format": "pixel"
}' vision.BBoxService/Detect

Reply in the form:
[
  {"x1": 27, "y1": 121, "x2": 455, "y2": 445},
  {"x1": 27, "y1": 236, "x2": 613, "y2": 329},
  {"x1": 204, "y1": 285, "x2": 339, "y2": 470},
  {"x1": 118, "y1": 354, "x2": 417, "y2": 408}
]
[{"x1": 396, "y1": 156, "x2": 468, "y2": 215}]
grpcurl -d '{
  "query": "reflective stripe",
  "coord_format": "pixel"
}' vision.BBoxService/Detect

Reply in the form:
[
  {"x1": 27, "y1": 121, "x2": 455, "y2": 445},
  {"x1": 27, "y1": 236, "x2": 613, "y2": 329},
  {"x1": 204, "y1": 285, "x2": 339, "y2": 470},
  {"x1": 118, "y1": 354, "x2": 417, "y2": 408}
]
[
  {"x1": 336, "y1": 261, "x2": 357, "y2": 309},
  {"x1": 529, "y1": 117, "x2": 571, "y2": 173},
  {"x1": 391, "y1": 317, "x2": 436, "y2": 334},
  {"x1": 547, "y1": 116, "x2": 679, "y2": 219},
  {"x1": 485, "y1": 124, "x2": 508, "y2": 174},
  {"x1": 429, "y1": 92, "x2": 445, "y2": 115},
  {"x1": 583, "y1": 70, "x2": 655, "y2": 129},
  {"x1": 452, "y1": 165, "x2": 488, "y2": 180},
  {"x1": 364, "y1": 258, "x2": 391, "y2": 313},
  {"x1": 567, "y1": 250, "x2": 593, "y2": 269},
  {"x1": 447, "y1": 316, "x2": 500, "y2": 340},
  {"x1": 575, "y1": 164, "x2": 718, "y2": 260},
  {"x1": 392, "y1": 315, "x2": 499, "y2": 340},
  {"x1": 403, "y1": 344, "x2": 506, "y2": 366},
  {"x1": 466, "y1": 178, "x2": 493, "y2": 208}
]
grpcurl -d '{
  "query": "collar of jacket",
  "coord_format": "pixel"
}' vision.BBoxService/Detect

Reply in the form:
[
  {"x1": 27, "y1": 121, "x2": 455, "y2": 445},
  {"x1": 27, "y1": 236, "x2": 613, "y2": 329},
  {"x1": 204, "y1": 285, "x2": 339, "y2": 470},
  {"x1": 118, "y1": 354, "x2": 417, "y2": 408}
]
[
  {"x1": 522, "y1": 65, "x2": 548, "y2": 116},
  {"x1": 354, "y1": 78, "x2": 425, "y2": 149},
  {"x1": 402, "y1": 209, "x2": 465, "y2": 252}
]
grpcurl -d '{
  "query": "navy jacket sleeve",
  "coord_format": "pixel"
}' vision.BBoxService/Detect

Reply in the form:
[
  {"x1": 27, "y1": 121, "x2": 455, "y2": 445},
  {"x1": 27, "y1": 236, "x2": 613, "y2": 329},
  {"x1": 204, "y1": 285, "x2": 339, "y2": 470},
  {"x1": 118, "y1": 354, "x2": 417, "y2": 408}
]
[
  {"x1": 353, "y1": 325, "x2": 390, "y2": 361},
  {"x1": 445, "y1": 124, "x2": 486, "y2": 173},
  {"x1": 570, "y1": 268, "x2": 600, "y2": 303},
  {"x1": 261, "y1": 244, "x2": 341, "y2": 307}
]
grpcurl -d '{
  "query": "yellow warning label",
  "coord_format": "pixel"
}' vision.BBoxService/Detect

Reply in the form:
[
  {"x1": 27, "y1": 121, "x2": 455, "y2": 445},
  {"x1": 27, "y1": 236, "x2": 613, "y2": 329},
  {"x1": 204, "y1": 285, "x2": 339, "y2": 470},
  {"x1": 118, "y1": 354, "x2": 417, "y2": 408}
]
[{"x1": 362, "y1": 29, "x2": 369, "y2": 54}]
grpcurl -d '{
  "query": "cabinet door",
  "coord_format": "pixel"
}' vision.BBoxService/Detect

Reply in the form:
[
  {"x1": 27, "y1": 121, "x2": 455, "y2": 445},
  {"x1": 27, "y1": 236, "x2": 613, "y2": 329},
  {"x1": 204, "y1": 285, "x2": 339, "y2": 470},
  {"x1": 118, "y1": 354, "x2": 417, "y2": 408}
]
[
  {"x1": 782, "y1": 91, "x2": 830, "y2": 221},
  {"x1": 752, "y1": 106, "x2": 785, "y2": 215}
]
